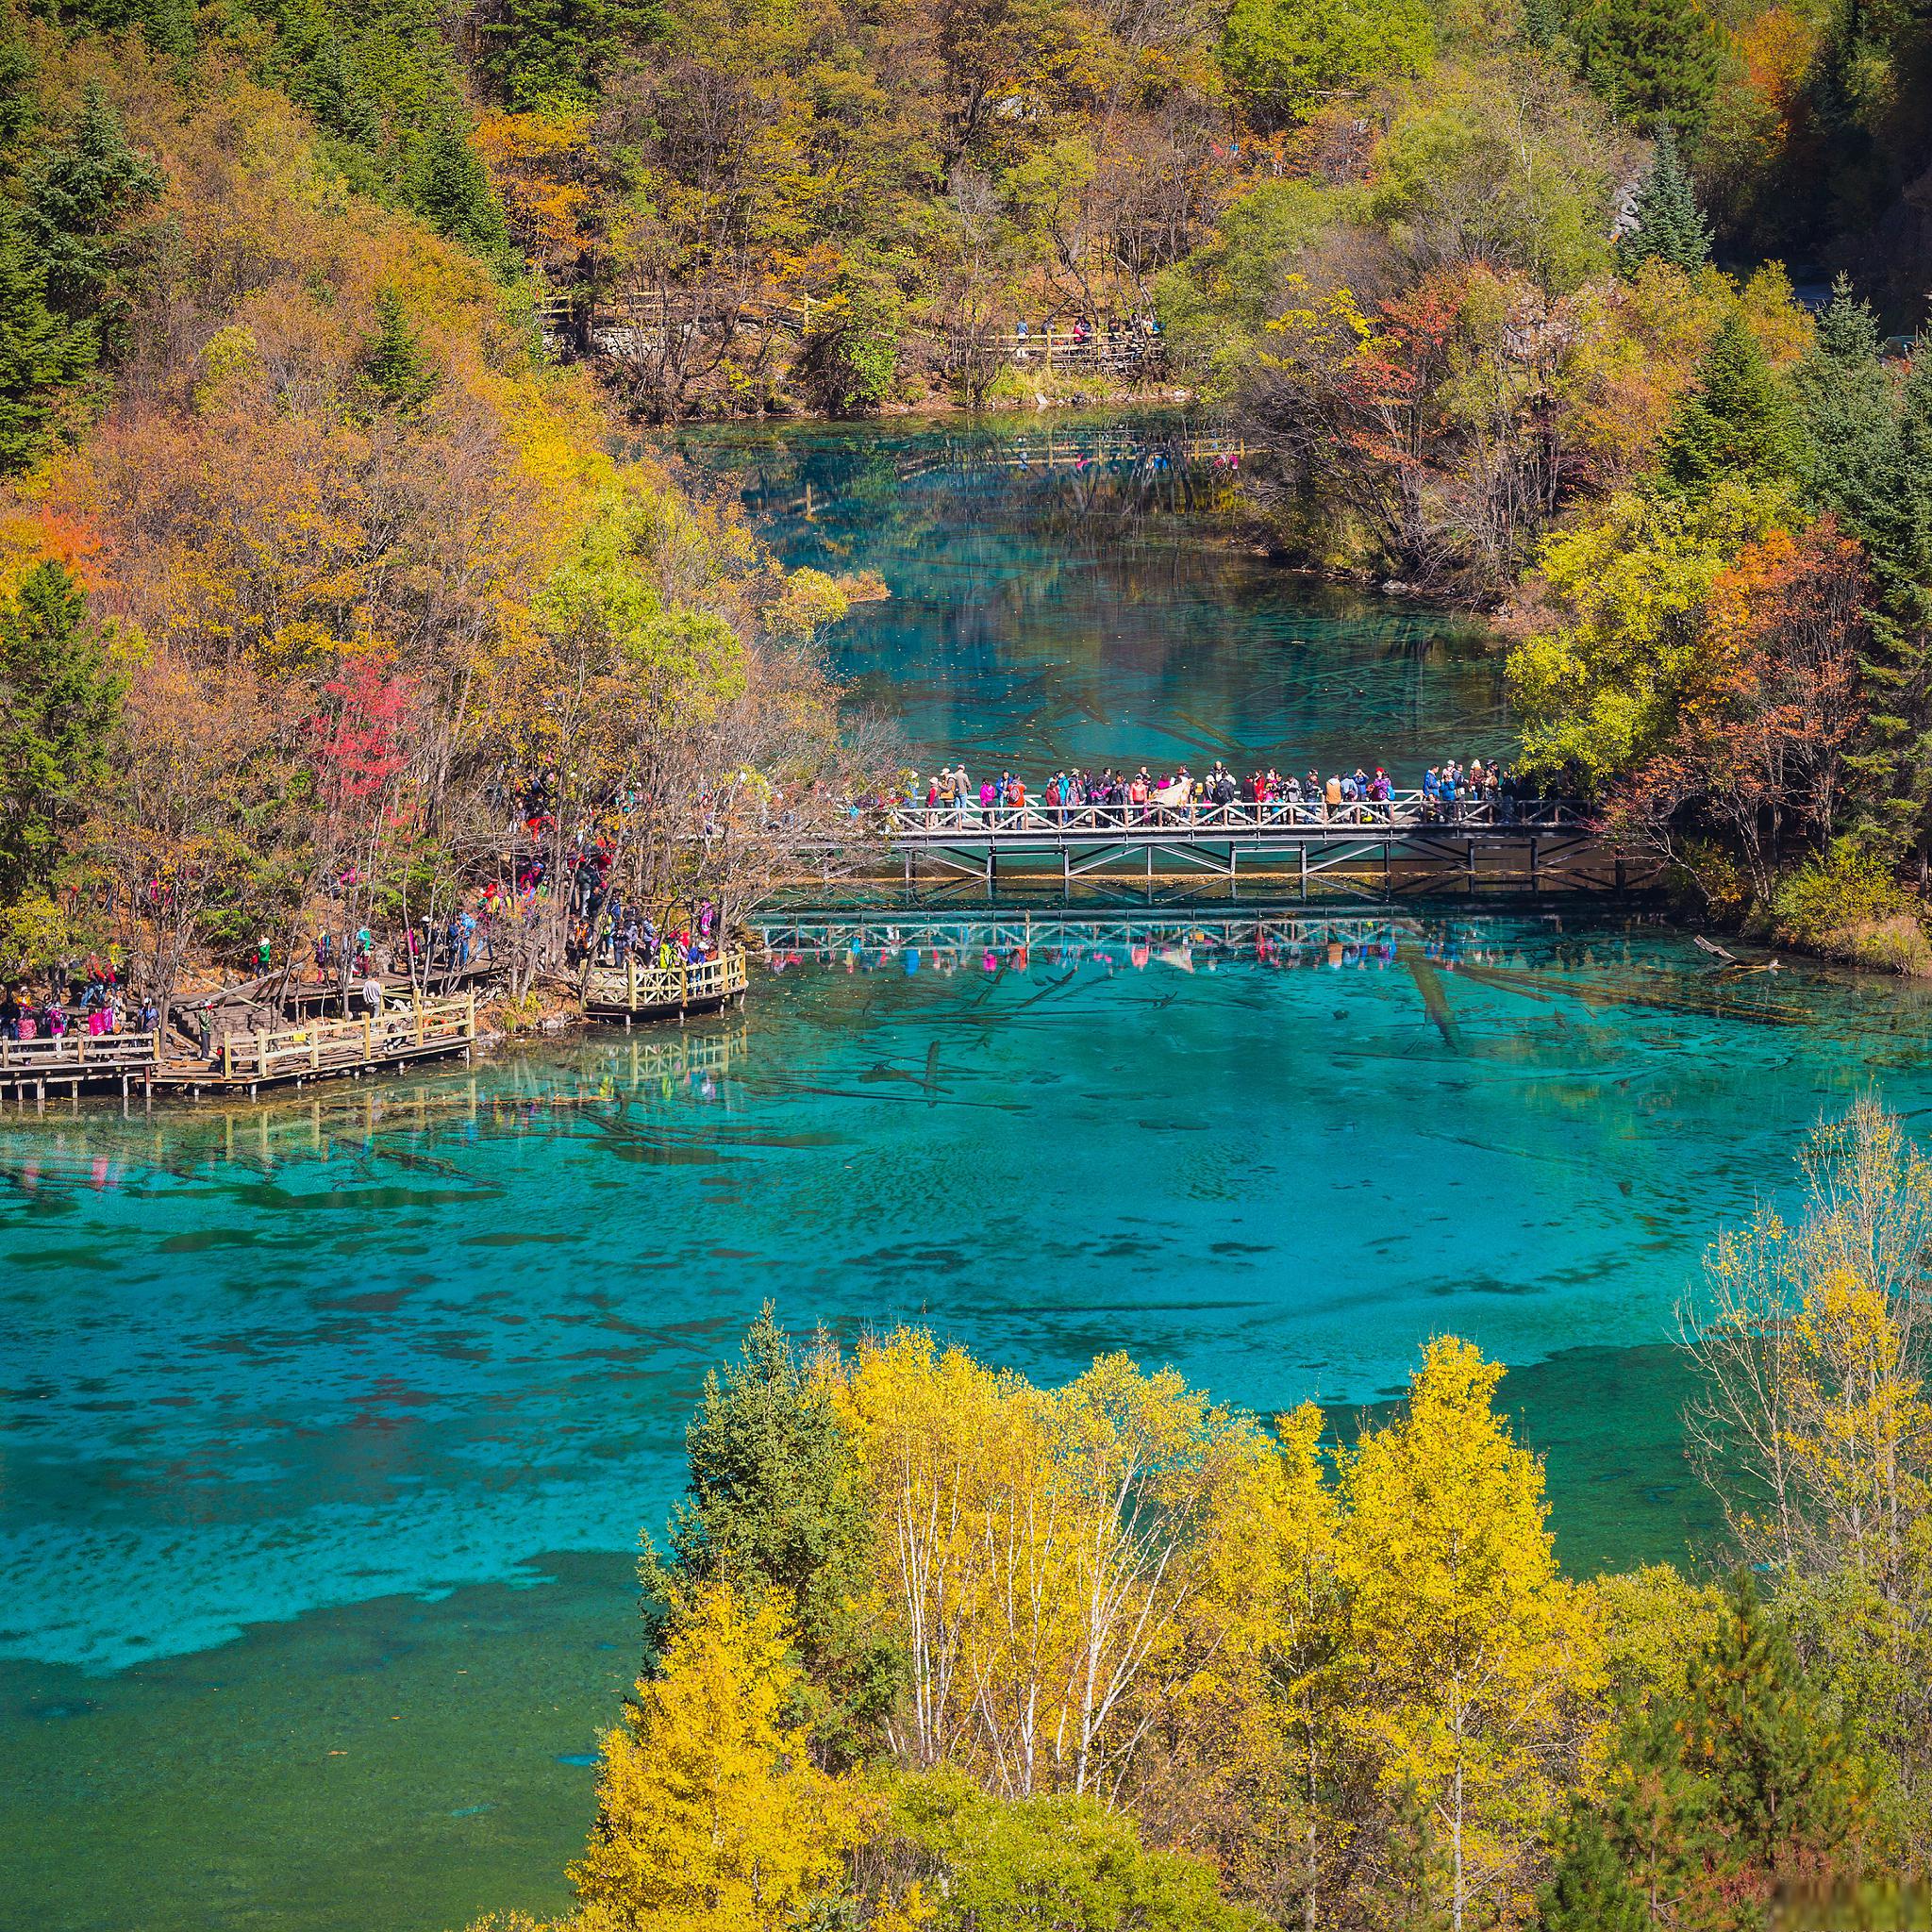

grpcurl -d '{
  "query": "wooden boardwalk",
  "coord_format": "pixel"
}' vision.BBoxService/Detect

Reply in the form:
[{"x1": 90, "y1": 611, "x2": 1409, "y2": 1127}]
[
  {"x1": 581, "y1": 951, "x2": 750, "y2": 1023},
  {"x1": 156, "y1": 994, "x2": 478, "y2": 1098},
  {"x1": 1, "y1": 1031, "x2": 159, "y2": 1104}
]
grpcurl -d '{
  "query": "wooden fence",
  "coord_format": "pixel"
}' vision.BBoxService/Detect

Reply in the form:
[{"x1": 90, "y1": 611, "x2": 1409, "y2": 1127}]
[
  {"x1": 0, "y1": 1029, "x2": 158, "y2": 1092},
  {"x1": 582, "y1": 950, "x2": 749, "y2": 1018},
  {"x1": 163, "y1": 994, "x2": 477, "y2": 1090},
  {"x1": 533, "y1": 284, "x2": 1162, "y2": 370}
]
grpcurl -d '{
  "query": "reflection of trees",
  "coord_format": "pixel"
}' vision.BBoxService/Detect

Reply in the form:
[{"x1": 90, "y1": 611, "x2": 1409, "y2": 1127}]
[{"x1": 664, "y1": 420, "x2": 1512, "y2": 771}]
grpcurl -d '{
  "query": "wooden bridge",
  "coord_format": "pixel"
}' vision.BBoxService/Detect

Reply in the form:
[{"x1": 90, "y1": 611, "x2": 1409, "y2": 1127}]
[
  {"x1": 582, "y1": 950, "x2": 749, "y2": 1023},
  {"x1": 821, "y1": 795, "x2": 1647, "y2": 903}
]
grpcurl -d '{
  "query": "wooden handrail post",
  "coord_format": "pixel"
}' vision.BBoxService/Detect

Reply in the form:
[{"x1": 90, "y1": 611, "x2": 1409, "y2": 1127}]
[
  {"x1": 363, "y1": 1014, "x2": 373, "y2": 1061},
  {"x1": 222, "y1": 1036, "x2": 232, "y2": 1079},
  {"x1": 467, "y1": 991, "x2": 475, "y2": 1039}
]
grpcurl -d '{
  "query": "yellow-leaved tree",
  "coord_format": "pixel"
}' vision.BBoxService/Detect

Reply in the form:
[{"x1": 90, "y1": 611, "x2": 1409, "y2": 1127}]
[
  {"x1": 570, "y1": 1582, "x2": 878, "y2": 1932},
  {"x1": 1337, "y1": 1338, "x2": 1604, "y2": 1932},
  {"x1": 835, "y1": 1331, "x2": 1283, "y2": 1810}
]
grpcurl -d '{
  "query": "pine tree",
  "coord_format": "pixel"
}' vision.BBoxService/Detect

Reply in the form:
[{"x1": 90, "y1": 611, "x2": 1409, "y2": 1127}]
[
  {"x1": 1659, "y1": 311, "x2": 1804, "y2": 499},
  {"x1": 25, "y1": 83, "x2": 163, "y2": 351},
  {"x1": 0, "y1": 204, "x2": 89, "y2": 475},
  {"x1": 664, "y1": 1305, "x2": 899, "y2": 1762},
  {"x1": 1615, "y1": 128, "x2": 1710, "y2": 276},
  {"x1": 1792, "y1": 275, "x2": 1892, "y2": 534},
  {"x1": 1574, "y1": 0, "x2": 1724, "y2": 139},
  {"x1": 361, "y1": 287, "x2": 438, "y2": 412},
  {"x1": 1538, "y1": 1808, "x2": 1648, "y2": 1932},
  {"x1": 1589, "y1": 1579, "x2": 1872, "y2": 1925},
  {"x1": 1847, "y1": 345, "x2": 1932, "y2": 861},
  {"x1": 0, "y1": 561, "x2": 125, "y2": 903},
  {"x1": 1683, "y1": 1575, "x2": 1869, "y2": 1890},
  {"x1": 408, "y1": 118, "x2": 508, "y2": 258},
  {"x1": 480, "y1": 0, "x2": 599, "y2": 110}
]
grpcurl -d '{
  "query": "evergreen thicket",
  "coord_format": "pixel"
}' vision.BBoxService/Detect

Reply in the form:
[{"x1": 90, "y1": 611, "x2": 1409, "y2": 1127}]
[{"x1": 1615, "y1": 128, "x2": 1708, "y2": 275}]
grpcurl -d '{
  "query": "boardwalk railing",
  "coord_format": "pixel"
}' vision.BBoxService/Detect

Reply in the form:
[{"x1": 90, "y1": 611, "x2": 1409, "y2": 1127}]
[
  {"x1": 192, "y1": 995, "x2": 476, "y2": 1083},
  {"x1": 582, "y1": 950, "x2": 749, "y2": 1015},
  {"x1": 0, "y1": 1030, "x2": 158, "y2": 1086},
  {"x1": 865, "y1": 793, "x2": 1585, "y2": 841}
]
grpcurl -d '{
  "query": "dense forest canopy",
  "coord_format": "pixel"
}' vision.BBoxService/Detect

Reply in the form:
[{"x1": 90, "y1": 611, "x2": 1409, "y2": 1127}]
[{"x1": 8, "y1": 0, "x2": 1932, "y2": 984}]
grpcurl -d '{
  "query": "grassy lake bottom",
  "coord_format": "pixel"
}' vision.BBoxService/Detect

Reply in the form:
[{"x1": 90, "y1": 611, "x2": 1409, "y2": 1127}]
[{"x1": 4, "y1": 420, "x2": 1927, "y2": 1932}]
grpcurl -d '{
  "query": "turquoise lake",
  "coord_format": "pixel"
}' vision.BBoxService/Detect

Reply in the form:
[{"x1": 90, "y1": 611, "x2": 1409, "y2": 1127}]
[{"x1": 7, "y1": 417, "x2": 1932, "y2": 1932}]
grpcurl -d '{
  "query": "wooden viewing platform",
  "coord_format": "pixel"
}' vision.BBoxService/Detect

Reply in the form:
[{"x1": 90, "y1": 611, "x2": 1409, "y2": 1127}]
[
  {"x1": 582, "y1": 950, "x2": 749, "y2": 1023},
  {"x1": 157, "y1": 993, "x2": 478, "y2": 1098},
  {"x1": 1, "y1": 1030, "x2": 159, "y2": 1104},
  {"x1": 824, "y1": 795, "x2": 1647, "y2": 901}
]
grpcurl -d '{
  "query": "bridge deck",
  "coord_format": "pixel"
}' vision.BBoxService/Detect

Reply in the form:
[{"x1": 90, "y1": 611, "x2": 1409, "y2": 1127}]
[{"x1": 864, "y1": 795, "x2": 1583, "y2": 848}]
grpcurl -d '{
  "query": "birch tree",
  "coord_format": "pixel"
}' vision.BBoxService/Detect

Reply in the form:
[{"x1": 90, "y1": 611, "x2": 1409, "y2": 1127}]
[{"x1": 1338, "y1": 1338, "x2": 1605, "y2": 1932}]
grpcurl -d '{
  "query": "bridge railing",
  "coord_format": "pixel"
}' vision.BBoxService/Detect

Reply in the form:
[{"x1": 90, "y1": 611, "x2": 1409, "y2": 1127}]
[
  {"x1": 189, "y1": 997, "x2": 476, "y2": 1081},
  {"x1": 862, "y1": 793, "x2": 1587, "y2": 839}
]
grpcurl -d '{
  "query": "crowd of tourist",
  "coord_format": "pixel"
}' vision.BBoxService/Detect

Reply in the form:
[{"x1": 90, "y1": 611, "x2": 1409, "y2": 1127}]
[
  {"x1": 0, "y1": 956, "x2": 158, "y2": 1041},
  {"x1": 877, "y1": 758, "x2": 1529, "y2": 824}
]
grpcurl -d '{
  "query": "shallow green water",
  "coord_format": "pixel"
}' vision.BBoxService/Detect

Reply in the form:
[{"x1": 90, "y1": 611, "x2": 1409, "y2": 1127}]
[{"x1": 5, "y1": 418, "x2": 1927, "y2": 1932}]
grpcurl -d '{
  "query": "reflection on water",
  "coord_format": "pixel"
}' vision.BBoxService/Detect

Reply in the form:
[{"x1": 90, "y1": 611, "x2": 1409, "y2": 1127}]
[
  {"x1": 673, "y1": 418, "x2": 1507, "y2": 775},
  {"x1": 8, "y1": 923, "x2": 1932, "y2": 1685}
]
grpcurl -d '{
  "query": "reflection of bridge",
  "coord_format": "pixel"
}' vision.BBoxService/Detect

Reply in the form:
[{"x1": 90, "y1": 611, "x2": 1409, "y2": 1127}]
[
  {"x1": 759, "y1": 913, "x2": 1423, "y2": 957},
  {"x1": 814, "y1": 796, "x2": 1647, "y2": 903}
]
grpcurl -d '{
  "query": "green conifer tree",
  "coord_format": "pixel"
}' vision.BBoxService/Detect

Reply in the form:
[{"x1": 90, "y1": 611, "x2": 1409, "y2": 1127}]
[
  {"x1": 1682, "y1": 1576, "x2": 1869, "y2": 1889},
  {"x1": 480, "y1": 0, "x2": 599, "y2": 110},
  {"x1": 25, "y1": 83, "x2": 164, "y2": 351},
  {"x1": 661, "y1": 1305, "x2": 900, "y2": 1763},
  {"x1": 408, "y1": 118, "x2": 508, "y2": 258},
  {"x1": 1792, "y1": 275, "x2": 1892, "y2": 532},
  {"x1": 1575, "y1": 0, "x2": 1723, "y2": 139},
  {"x1": 0, "y1": 25, "x2": 38, "y2": 156},
  {"x1": 0, "y1": 204, "x2": 89, "y2": 475},
  {"x1": 1850, "y1": 347, "x2": 1932, "y2": 859},
  {"x1": 1659, "y1": 311, "x2": 1804, "y2": 498},
  {"x1": 1538, "y1": 1809, "x2": 1648, "y2": 1932},
  {"x1": 361, "y1": 287, "x2": 439, "y2": 411},
  {"x1": 1585, "y1": 1578, "x2": 1872, "y2": 1924},
  {"x1": 0, "y1": 561, "x2": 125, "y2": 904},
  {"x1": 1615, "y1": 128, "x2": 1710, "y2": 275}
]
